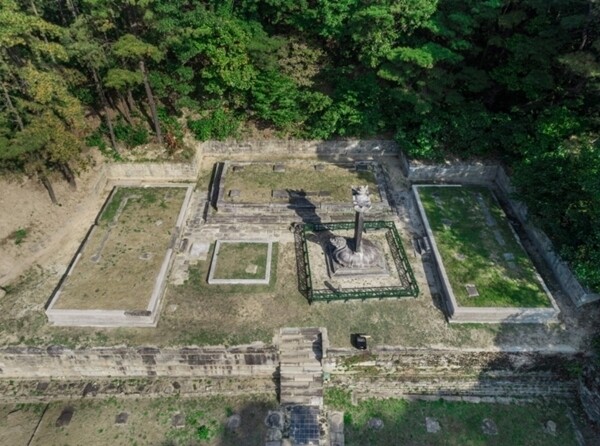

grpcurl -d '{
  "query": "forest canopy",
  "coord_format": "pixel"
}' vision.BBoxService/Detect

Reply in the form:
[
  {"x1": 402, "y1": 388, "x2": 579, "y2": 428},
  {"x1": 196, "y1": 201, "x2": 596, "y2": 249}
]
[{"x1": 0, "y1": 0, "x2": 598, "y2": 290}]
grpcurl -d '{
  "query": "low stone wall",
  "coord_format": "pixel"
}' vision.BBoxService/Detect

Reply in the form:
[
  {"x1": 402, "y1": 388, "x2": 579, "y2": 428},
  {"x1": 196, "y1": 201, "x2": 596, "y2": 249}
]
[
  {"x1": 201, "y1": 139, "x2": 397, "y2": 158},
  {"x1": 0, "y1": 345, "x2": 278, "y2": 378},
  {"x1": 405, "y1": 159, "x2": 599, "y2": 307},
  {"x1": 324, "y1": 348, "x2": 580, "y2": 400},
  {"x1": 0, "y1": 345, "x2": 581, "y2": 401},
  {"x1": 105, "y1": 154, "x2": 201, "y2": 182},
  {"x1": 0, "y1": 376, "x2": 276, "y2": 403},
  {"x1": 493, "y1": 168, "x2": 599, "y2": 307},
  {"x1": 408, "y1": 160, "x2": 500, "y2": 184},
  {"x1": 579, "y1": 364, "x2": 600, "y2": 423}
]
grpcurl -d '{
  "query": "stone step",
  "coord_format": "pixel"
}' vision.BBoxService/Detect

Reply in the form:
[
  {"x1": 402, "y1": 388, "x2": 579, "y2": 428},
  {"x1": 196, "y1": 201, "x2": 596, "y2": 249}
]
[
  {"x1": 281, "y1": 395, "x2": 324, "y2": 406},
  {"x1": 281, "y1": 374, "x2": 323, "y2": 383},
  {"x1": 281, "y1": 378, "x2": 323, "y2": 387},
  {"x1": 280, "y1": 366, "x2": 322, "y2": 374},
  {"x1": 279, "y1": 351, "x2": 322, "y2": 360},
  {"x1": 281, "y1": 358, "x2": 321, "y2": 366}
]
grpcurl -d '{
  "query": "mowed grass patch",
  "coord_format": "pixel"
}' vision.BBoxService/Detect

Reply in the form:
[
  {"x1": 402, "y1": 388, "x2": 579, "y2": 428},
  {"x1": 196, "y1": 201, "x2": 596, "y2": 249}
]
[
  {"x1": 325, "y1": 388, "x2": 577, "y2": 446},
  {"x1": 212, "y1": 242, "x2": 269, "y2": 280},
  {"x1": 223, "y1": 162, "x2": 380, "y2": 203},
  {"x1": 165, "y1": 241, "x2": 445, "y2": 347},
  {"x1": 418, "y1": 186, "x2": 550, "y2": 307},
  {"x1": 54, "y1": 186, "x2": 187, "y2": 310},
  {"x1": 22, "y1": 394, "x2": 276, "y2": 446}
]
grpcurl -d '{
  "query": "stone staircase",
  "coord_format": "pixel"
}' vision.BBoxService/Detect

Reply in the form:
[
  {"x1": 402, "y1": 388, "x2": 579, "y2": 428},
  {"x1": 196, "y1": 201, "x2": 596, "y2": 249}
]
[{"x1": 278, "y1": 327, "x2": 327, "y2": 408}]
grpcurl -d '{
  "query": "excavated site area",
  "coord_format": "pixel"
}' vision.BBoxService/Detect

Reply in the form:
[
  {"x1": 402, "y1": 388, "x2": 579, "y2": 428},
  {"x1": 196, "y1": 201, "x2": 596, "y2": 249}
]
[
  {"x1": 0, "y1": 148, "x2": 596, "y2": 351},
  {"x1": 1, "y1": 145, "x2": 599, "y2": 445}
]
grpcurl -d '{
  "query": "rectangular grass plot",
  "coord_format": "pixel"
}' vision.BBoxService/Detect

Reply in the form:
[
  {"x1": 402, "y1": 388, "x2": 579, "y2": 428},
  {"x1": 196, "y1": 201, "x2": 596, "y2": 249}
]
[
  {"x1": 208, "y1": 240, "x2": 274, "y2": 285},
  {"x1": 415, "y1": 185, "x2": 552, "y2": 309}
]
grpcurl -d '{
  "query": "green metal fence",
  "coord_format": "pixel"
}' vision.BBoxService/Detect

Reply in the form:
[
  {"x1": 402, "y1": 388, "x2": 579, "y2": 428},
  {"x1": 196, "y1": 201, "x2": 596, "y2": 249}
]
[{"x1": 295, "y1": 221, "x2": 419, "y2": 303}]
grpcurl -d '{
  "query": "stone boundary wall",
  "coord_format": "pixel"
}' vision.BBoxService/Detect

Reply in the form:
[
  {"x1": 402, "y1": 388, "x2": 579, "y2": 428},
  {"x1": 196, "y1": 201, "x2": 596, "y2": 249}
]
[
  {"x1": 201, "y1": 139, "x2": 397, "y2": 158},
  {"x1": 0, "y1": 345, "x2": 278, "y2": 378},
  {"x1": 405, "y1": 159, "x2": 599, "y2": 307},
  {"x1": 329, "y1": 375, "x2": 576, "y2": 400},
  {"x1": 104, "y1": 153, "x2": 201, "y2": 183},
  {"x1": 412, "y1": 185, "x2": 559, "y2": 324},
  {"x1": 0, "y1": 344, "x2": 580, "y2": 398},
  {"x1": 323, "y1": 349, "x2": 580, "y2": 400},
  {"x1": 493, "y1": 168, "x2": 599, "y2": 307},
  {"x1": 579, "y1": 364, "x2": 600, "y2": 423},
  {"x1": 0, "y1": 377, "x2": 276, "y2": 404}
]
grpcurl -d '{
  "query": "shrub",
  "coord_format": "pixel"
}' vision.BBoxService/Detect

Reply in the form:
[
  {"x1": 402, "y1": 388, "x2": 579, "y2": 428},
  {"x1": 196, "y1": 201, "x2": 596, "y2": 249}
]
[
  {"x1": 114, "y1": 120, "x2": 149, "y2": 147},
  {"x1": 188, "y1": 109, "x2": 240, "y2": 141}
]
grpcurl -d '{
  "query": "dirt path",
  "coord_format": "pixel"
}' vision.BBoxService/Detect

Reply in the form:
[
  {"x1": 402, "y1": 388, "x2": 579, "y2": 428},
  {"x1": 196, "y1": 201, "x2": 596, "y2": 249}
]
[{"x1": 0, "y1": 158, "x2": 109, "y2": 288}]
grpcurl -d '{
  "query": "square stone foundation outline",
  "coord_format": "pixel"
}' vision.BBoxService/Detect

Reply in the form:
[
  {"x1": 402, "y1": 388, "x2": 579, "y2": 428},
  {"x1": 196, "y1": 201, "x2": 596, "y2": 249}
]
[
  {"x1": 207, "y1": 240, "x2": 274, "y2": 285},
  {"x1": 46, "y1": 183, "x2": 194, "y2": 327}
]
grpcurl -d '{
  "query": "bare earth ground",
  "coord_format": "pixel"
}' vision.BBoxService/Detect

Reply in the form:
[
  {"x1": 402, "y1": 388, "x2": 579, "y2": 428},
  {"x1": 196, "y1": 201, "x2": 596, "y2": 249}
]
[
  {"x1": 0, "y1": 155, "x2": 108, "y2": 288},
  {"x1": 0, "y1": 154, "x2": 597, "y2": 350}
]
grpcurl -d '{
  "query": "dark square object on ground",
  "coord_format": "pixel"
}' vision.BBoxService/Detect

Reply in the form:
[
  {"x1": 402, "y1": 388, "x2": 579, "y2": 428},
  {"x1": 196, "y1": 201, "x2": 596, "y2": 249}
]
[
  {"x1": 287, "y1": 405, "x2": 320, "y2": 445},
  {"x1": 352, "y1": 333, "x2": 368, "y2": 350},
  {"x1": 115, "y1": 412, "x2": 129, "y2": 425},
  {"x1": 56, "y1": 407, "x2": 74, "y2": 427}
]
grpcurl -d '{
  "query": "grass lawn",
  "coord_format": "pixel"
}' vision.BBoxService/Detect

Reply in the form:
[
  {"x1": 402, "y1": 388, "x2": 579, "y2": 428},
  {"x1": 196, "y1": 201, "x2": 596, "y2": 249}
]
[
  {"x1": 417, "y1": 186, "x2": 550, "y2": 308},
  {"x1": 223, "y1": 162, "x2": 380, "y2": 203},
  {"x1": 6, "y1": 394, "x2": 276, "y2": 446},
  {"x1": 325, "y1": 388, "x2": 577, "y2": 446},
  {"x1": 212, "y1": 242, "x2": 270, "y2": 280}
]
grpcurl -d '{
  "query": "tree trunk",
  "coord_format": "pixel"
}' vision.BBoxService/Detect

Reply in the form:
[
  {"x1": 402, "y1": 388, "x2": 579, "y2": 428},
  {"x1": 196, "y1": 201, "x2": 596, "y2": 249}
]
[
  {"x1": 119, "y1": 92, "x2": 134, "y2": 125},
  {"x1": 40, "y1": 173, "x2": 58, "y2": 205},
  {"x1": 59, "y1": 163, "x2": 77, "y2": 190},
  {"x1": 126, "y1": 89, "x2": 136, "y2": 116},
  {"x1": 139, "y1": 60, "x2": 163, "y2": 145},
  {"x1": 65, "y1": 0, "x2": 79, "y2": 19},
  {"x1": 1, "y1": 82, "x2": 24, "y2": 131},
  {"x1": 29, "y1": 0, "x2": 53, "y2": 61},
  {"x1": 91, "y1": 68, "x2": 119, "y2": 152}
]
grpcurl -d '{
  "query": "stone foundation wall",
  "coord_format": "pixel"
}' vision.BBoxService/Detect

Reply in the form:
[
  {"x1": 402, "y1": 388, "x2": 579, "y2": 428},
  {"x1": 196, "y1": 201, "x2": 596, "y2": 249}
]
[
  {"x1": 324, "y1": 349, "x2": 580, "y2": 400},
  {"x1": 579, "y1": 365, "x2": 600, "y2": 423},
  {"x1": 408, "y1": 161, "x2": 500, "y2": 184},
  {"x1": 104, "y1": 154, "x2": 201, "y2": 182},
  {"x1": 0, "y1": 376, "x2": 276, "y2": 403},
  {"x1": 200, "y1": 139, "x2": 397, "y2": 158},
  {"x1": 330, "y1": 376, "x2": 576, "y2": 400},
  {"x1": 0, "y1": 346, "x2": 278, "y2": 378},
  {"x1": 404, "y1": 158, "x2": 599, "y2": 307},
  {"x1": 0, "y1": 345, "x2": 592, "y2": 412}
]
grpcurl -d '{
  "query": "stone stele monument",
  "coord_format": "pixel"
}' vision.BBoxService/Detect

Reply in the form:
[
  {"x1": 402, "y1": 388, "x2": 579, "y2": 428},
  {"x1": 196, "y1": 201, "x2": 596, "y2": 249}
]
[{"x1": 327, "y1": 185, "x2": 386, "y2": 277}]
